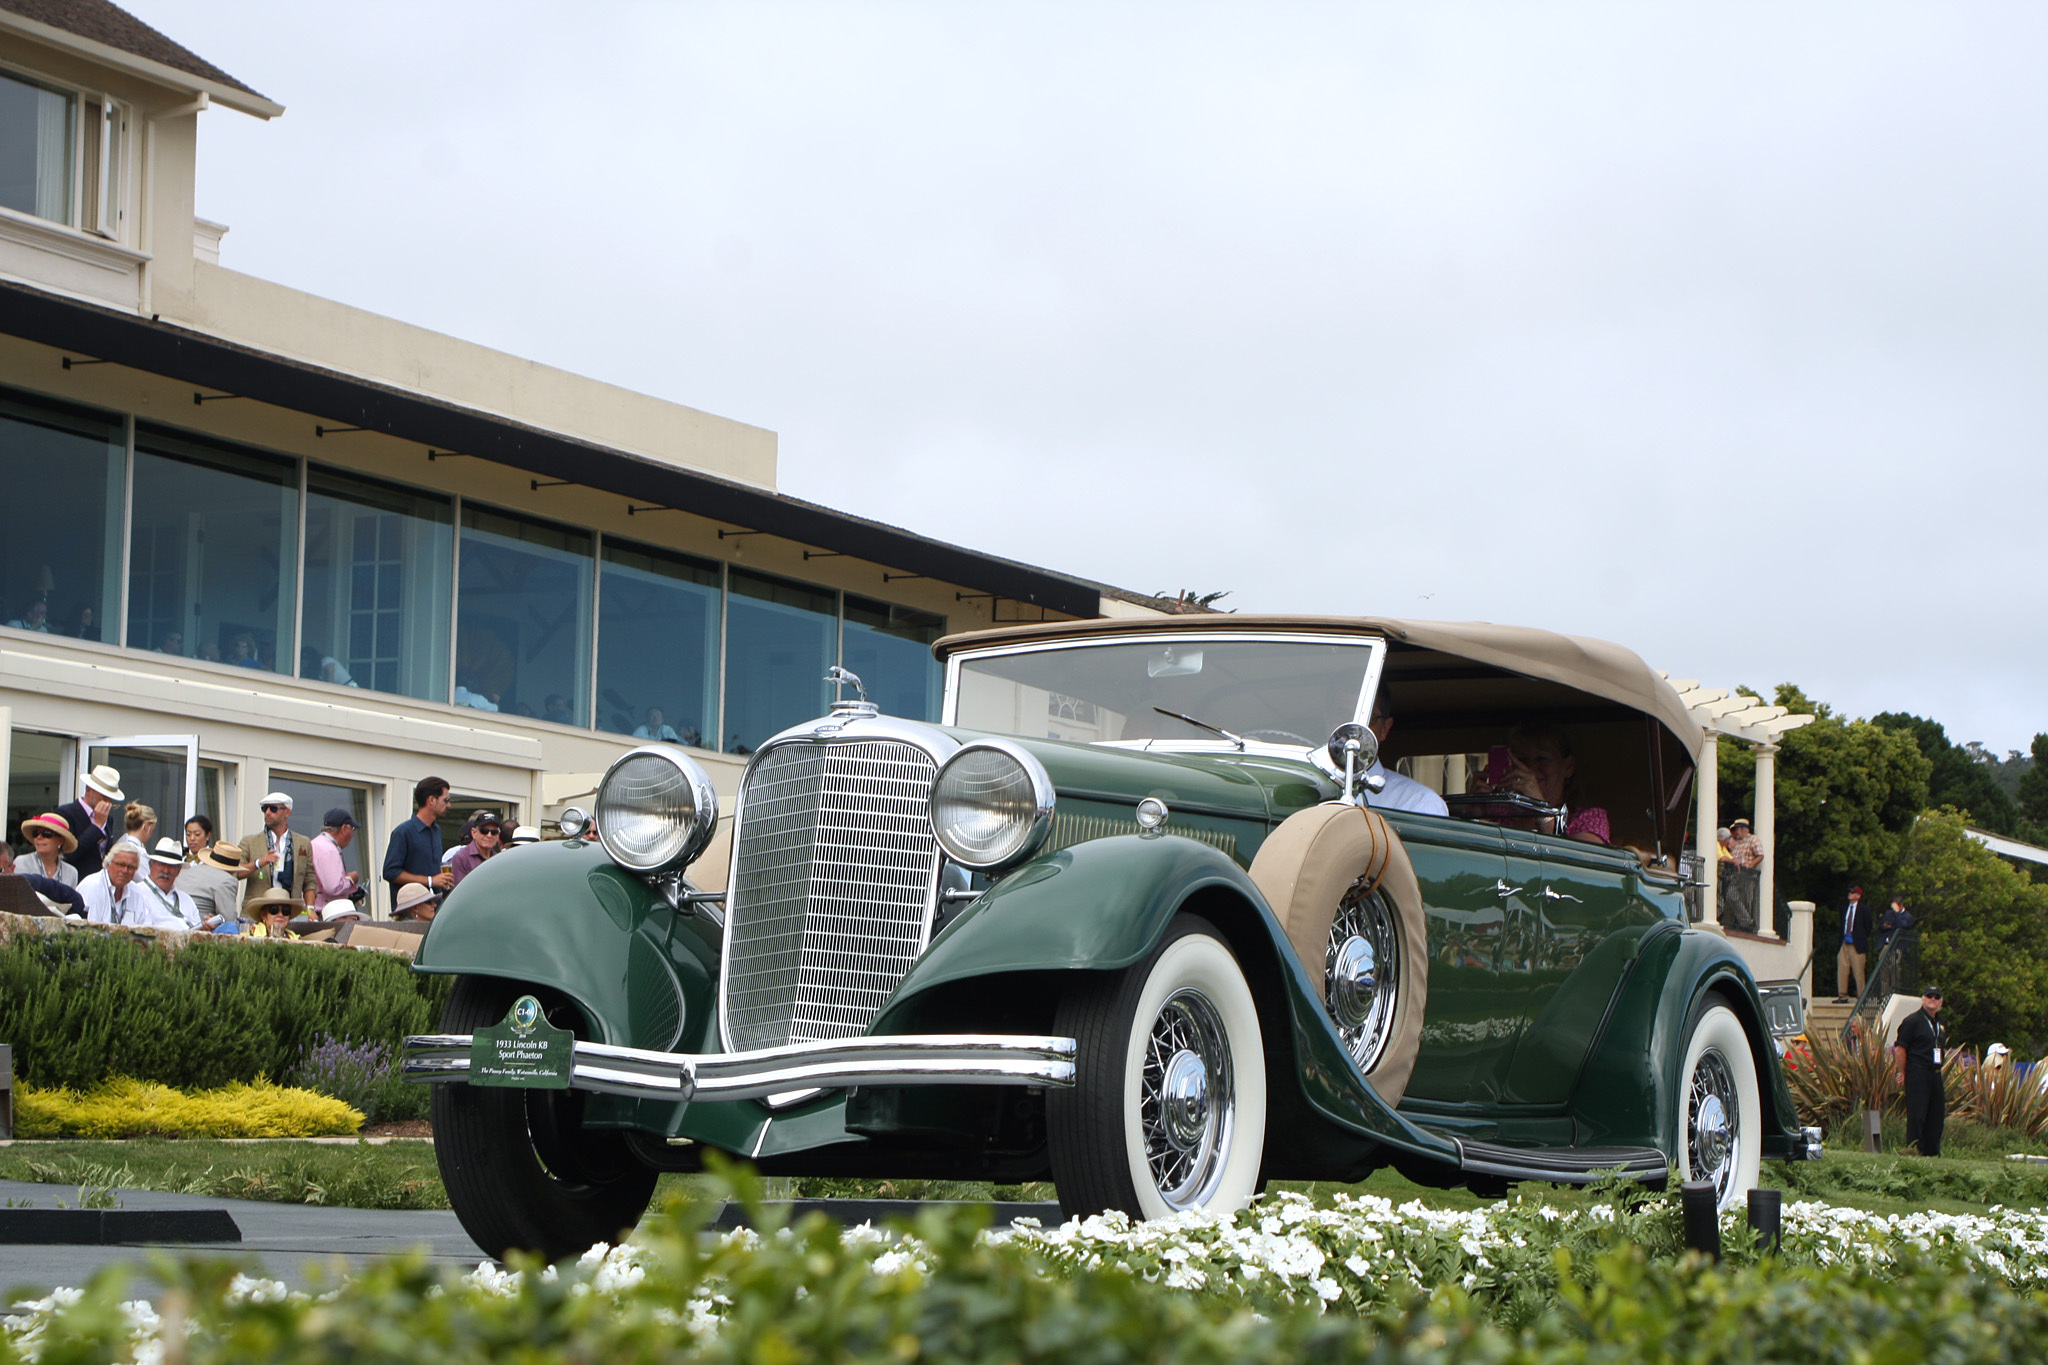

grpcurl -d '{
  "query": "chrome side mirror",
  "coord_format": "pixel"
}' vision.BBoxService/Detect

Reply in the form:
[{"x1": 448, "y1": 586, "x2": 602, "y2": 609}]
[{"x1": 1326, "y1": 724, "x2": 1385, "y2": 804}]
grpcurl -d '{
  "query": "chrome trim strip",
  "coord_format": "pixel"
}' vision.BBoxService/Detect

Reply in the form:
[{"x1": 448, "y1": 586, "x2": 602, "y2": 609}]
[{"x1": 401, "y1": 1031, "x2": 1077, "y2": 1103}]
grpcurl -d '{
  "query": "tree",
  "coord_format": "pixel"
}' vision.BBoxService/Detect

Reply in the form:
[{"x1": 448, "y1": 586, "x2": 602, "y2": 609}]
[
  {"x1": 1872, "y1": 712, "x2": 2019, "y2": 835},
  {"x1": 2019, "y1": 734, "x2": 2048, "y2": 827},
  {"x1": 1894, "y1": 809, "x2": 2048, "y2": 1055},
  {"x1": 1712, "y1": 683, "x2": 1930, "y2": 909}
]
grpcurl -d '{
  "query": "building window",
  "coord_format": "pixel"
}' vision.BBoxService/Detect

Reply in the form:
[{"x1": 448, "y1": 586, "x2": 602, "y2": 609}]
[
  {"x1": 128, "y1": 426, "x2": 299, "y2": 671},
  {"x1": 0, "y1": 70, "x2": 72, "y2": 225},
  {"x1": 723, "y1": 569, "x2": 836, "y2": 754},
  {"x1": 0, "y1": 385, "x2": 123, "y2": 642},
  {"x1": 301, "y1": 467, "x2": 453, "y2": 701},
  {"x1": 842, "y1": 595, "x2": 945, "y2": 723},
  {"x1": 455, "y1": 505, "x2": 592, "y2": 722},
  {"x1": 597, "y1": 538, "x2": 719, "y2": 746}
]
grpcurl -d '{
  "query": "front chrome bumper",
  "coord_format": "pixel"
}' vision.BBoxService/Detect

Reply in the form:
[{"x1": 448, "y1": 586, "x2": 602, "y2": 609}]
[{"x1": 401, "y1": 1032, "x2": 1077, "y2": 1103}]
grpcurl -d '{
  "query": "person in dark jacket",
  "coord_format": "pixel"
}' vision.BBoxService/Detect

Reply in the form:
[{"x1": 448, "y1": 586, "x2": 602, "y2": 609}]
[
  {"x1": 1893, "y1": 987, "x2": 1947, "y2": 1156},
  {"x1": 1835, "y1": 886, "x2": 1871, "y2": 1002},
  {"x1": 1876, "y1": 896, "x2": 1916, "y2": 960},
  {"x1": 55, "y1": 764, "x2": 124, "y2": 880}
]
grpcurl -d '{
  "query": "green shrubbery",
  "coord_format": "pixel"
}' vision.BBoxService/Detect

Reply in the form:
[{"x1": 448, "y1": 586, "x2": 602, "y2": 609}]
[
  {"x1": 8, "y1": 1169, "x2": 2048, "y2": 1365},
  {"x1": 0, "y1": 922, "x2": 448, "y2": 1095}
]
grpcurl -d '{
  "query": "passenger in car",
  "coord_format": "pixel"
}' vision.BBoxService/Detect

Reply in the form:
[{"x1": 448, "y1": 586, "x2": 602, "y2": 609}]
[{"x1": 1494, "y1": 723, "x2": 1611, "y2": 845}]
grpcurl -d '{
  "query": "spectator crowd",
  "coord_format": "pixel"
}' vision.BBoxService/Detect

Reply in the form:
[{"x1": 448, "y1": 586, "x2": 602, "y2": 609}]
[{"x1": 3, "y1": 763, "x2": 542, "y2": 942}]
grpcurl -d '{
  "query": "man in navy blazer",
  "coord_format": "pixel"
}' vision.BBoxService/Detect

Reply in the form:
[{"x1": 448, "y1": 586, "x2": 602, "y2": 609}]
[
  {"x1": 55, "y1": 764, "x2": 124, "y2": 880},
  {"x1": 1835, "y1": 885, "x2": 1872, "y2": 1002}
]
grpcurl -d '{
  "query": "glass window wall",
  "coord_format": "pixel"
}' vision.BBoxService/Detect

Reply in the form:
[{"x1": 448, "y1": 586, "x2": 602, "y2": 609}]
[
  {"x1": 723, "y1": 570, "x2": 836, "y2": 753},
  {"x1": 0, "y1": 385, "x2": 123, "y2": 643},
  {"x1": 129, "y1": 426, "x2": 298, "y2": 671},
  {"x1": 841, "y1": 595, "x2": 944, "y2": 722},
  {"x1": 455, "y1": 505, "x2": 593, "y2": 722},
  {"x1": 301, "y1": 468, "x2": 453, "y2": 700},
  {"x1": 597, "y1": 539, "x2": 719, "y2": 746}
]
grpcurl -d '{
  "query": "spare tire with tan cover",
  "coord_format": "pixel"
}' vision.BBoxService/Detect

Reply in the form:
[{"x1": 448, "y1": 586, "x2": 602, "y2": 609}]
[{"x1": 1249, "y1": 803, "x2": 1429, "y2": 1105}]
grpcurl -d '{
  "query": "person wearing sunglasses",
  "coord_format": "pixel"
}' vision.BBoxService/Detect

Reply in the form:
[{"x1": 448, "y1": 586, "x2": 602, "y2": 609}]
[
  {"x1": 238, "y1": 792, "x2": 317, "y2": 909},
  {"x1": 447, "y1": 810, "x2": 503, "y2": 890}
]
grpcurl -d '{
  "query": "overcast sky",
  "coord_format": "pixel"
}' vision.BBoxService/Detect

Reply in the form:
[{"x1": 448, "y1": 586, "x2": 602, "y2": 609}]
[{"x1": 130, "y1": 2, "x2": 2047, "y2": 754}]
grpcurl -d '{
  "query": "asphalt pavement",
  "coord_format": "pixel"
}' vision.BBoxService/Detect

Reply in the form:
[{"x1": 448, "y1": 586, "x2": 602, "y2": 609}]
[{"x1": 0, "y1": 1179, "x2": 487, "y2": 1296}]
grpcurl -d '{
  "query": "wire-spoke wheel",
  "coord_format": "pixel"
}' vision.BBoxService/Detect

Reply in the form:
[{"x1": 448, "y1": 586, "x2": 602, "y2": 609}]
[
  {"x1": 1675, "y1": 1000, "x2": 1762, "y2": 1210},
  {"x1": 1326, "y1": 884, "x2": 1400, "y2": 1073},
  {"x1": 1050, "y1": 914, "x2": 1267, "y2": 1221}
]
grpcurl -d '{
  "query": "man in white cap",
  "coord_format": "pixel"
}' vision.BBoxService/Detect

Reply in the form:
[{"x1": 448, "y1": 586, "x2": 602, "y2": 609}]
[
  {"x1": 135, "y1": 837, "x2": 206, "y2": 930},
  {"x1": 56, "y1": 763, "x2": 124, "y2": 880},
  {"x1": 79, "y1": 840, "x2": 147, "y2": 925},
  {"x1": 240, "y1": 791, "x2": 316, "y2": 908}
]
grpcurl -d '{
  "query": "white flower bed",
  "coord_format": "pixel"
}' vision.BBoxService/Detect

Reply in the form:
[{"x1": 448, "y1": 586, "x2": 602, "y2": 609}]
[{"x1": 8, "y1": 1192, "x2": 2048, "y2": 1359}]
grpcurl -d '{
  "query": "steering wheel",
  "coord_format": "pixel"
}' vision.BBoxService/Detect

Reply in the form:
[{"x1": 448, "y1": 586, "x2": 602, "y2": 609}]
[{"x1": 1242, "y1": 729, "x2": 1315, "y2": 746}]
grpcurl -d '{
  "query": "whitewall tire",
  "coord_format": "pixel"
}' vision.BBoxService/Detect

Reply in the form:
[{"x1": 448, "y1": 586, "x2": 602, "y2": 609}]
[{"x1": 1676, "y1": 999, "x2": 1762, "y2": 1210}]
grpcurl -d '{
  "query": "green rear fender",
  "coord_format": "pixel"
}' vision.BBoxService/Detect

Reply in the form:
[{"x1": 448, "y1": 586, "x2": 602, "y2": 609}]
[
  {"x1": 412, "y1": 839, "x2": 720, "y2": 1052},
  {"x1": 1570, "y1": 927, "x2": 1804, "y2": 1159},
  {"x1": 873, "y1": 833, "x2": 1458, "y2": 1159}
]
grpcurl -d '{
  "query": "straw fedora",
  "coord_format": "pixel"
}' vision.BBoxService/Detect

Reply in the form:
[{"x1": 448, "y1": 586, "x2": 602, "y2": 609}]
[
  {"x1": 244, "y1": 886, "x2": 303, "y2": 916},
  {"x1": 202, "y1": 840, "x2": 247, "y2": 871},
  {"x1": 20, "y1": 812, "x2": 77, "y2": 853},
  {"x1": 82, "y1": 765, "x2": 125, "y2": 802}
]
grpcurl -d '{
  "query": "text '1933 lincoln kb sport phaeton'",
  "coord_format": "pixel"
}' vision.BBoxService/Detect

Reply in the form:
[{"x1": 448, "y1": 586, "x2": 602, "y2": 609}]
[{"x1": 403, "y1": 616, "x2": 1818, "y2": 1260}]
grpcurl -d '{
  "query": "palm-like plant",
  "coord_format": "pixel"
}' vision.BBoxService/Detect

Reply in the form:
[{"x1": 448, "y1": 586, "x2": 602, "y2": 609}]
[
  {"x1": 1951, "y1": 1056, "x2": 2048, "y2": 1139},
  {"x1": 1782, "y1": 1024, "x2": 1899, "y2": 1133}
]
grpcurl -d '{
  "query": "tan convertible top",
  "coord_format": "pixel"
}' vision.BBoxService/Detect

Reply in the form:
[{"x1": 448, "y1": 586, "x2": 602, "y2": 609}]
[{"x1": 935, "y1": 614, "x2": 1704, "y2": 761}]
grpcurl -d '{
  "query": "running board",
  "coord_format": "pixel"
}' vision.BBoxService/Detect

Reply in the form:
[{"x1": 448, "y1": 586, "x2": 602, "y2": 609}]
[{"x1": 1453, "y1": 1139, "x2": 1668, "y2": 1186}]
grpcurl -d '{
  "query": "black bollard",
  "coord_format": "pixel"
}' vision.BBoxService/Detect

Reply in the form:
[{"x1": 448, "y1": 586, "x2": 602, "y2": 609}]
[
  {"x1": 1747, "y1": 1188, "x2": 1782, "y2": 1254},
  {"x1": 1680, "y1": 1180, "x2": 1721, "y2": 1260}
]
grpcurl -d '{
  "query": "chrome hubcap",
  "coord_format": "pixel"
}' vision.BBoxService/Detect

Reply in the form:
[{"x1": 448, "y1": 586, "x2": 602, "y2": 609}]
[
  {"x1": 1141, "y1": 989, "x2": 1235, "y2": 1208},
  {"x1": 1689, "y1": 1050, "x2": 1741, "y2": 1203},
  {"x1": 1327, "y1": 885, "x2": 1400, "y2": 1072}
]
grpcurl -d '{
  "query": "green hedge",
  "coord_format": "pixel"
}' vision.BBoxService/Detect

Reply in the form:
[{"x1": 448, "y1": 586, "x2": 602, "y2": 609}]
[
  {"x1": 7, "y1": 1183, "x2": 2048, "y2": 1365},
  {"x1": 0, "y1": 922, "x2": 449, "y2": 1091}
]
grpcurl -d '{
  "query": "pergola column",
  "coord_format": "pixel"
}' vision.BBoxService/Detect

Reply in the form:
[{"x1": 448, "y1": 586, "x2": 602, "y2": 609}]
[
  {"x1": 1754, "y1": 743, "x2": 1778, "y2": 939},
  {"x1": 1697, "y1": 731, "x2": 1720, "y2": 930}
]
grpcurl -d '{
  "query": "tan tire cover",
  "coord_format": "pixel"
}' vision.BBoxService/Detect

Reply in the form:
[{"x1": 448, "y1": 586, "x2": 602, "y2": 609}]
[{"x1": 1248, "y1": 803, "x2": 1430, "y2": 1106}]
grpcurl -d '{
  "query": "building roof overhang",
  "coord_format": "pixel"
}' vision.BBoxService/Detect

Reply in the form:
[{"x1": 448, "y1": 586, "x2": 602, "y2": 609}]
[
  {"x1": 0, "y1": 280, "x2": 1101, "y2": 617},
  {"x1": 0, "y1": 1, "x2": 283, "y2": 118}
]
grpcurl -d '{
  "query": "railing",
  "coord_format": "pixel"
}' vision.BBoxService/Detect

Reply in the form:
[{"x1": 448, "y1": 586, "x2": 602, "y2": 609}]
[{"x1": 1842, "y1": 927, "x2": 1921, "y2": 1045}]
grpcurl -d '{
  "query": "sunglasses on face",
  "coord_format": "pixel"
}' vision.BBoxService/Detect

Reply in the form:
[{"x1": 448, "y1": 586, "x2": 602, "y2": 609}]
[
  {"x1": 31, "y1": 830, "x2": 57, "y2": 840},
  {"x1": 262, "y1": 805, "x2": 285, "y2": 813}
]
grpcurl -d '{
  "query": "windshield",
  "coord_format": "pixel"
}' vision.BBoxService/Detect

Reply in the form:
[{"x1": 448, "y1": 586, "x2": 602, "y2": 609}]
[{"x1": 947, "y1": 635, "x2": 1381, "y2": 747}]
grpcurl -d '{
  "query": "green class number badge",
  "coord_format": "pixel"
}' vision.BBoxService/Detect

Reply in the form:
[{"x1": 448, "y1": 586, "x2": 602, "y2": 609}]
[{"x1": 470, "y1": 995, "x2": 574, "y2": 1088}]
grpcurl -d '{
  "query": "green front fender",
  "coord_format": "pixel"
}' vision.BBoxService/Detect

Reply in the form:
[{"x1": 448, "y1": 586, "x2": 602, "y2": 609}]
[
  {"x1": 412, "y1": 839, "x2": 721, "y2": 1052},
  {"x1": 873, "y1": 833, "x2": 1458, "y2": 1161},
  {"x1": 1570, "y1": 926, "x2": 1804, "y2": 1160}
]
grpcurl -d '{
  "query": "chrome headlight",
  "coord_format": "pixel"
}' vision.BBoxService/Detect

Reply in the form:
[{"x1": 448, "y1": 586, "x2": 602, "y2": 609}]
[
  {"x1": 930, "y1": 740, "x2": 1054, "y2": 871},
  {"x1": 595, "y1": 745, "x2": 719, "y2": 874}
]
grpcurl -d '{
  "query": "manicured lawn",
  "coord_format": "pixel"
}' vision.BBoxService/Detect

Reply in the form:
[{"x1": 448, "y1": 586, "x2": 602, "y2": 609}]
[{"x1": 8, "y1": 1139, "x2": 2046, "y2": 1220}]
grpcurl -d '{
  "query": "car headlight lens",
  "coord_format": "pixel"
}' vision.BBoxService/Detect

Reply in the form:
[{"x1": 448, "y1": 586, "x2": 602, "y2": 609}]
[
  {"x1": 931, "y1": 741, "x2": 1053, "y2": 870},
  {"x1": 595, "y1": 745, "x2": 719, "y2": 874}
]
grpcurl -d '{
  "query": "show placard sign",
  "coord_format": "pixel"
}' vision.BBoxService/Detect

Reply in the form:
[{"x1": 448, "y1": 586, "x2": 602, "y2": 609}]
[{"x1": 469, "y1": 995, "x2": 573, "y2": 1088}]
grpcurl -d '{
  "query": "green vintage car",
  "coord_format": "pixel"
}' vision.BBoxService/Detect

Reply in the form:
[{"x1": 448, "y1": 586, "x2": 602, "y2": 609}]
[{"x1": 404, "y1": 616, "x2": 1816, "y2": 1259}]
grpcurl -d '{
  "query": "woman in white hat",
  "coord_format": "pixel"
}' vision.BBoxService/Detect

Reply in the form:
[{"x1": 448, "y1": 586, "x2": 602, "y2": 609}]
[{"x1": 392, "y1": 882, "x2": 442, "y2": 921}]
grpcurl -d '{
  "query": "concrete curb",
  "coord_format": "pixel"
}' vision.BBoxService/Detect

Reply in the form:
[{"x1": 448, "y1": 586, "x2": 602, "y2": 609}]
[{"x1": 0, "y1": 1208, "x2": 242, "y2": 1245}]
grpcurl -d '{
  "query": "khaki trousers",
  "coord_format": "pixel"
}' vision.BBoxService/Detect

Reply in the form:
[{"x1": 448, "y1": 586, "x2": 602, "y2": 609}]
[{"x1": 1837, "y1": 943, "x2": 1866, "y2": 998}]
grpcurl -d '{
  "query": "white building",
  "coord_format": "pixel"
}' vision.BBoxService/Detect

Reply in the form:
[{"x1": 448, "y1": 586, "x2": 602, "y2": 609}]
[{"x1": 0, "y1": 0, "x2": 1167, "y2": 910}]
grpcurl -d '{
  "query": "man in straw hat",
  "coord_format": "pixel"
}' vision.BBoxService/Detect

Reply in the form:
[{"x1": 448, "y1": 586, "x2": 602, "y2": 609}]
[
  {"x1": 134, "y1": 837, "x2": 205, "y2": 930},
  {"x1": 56, "y1": 763, "x2": 124, "y2": 880},
  {"x1": 179, "y1": 840, "x2": 249, "y2": 933},
  {"x1": 18, "y1": 812, "x2": 80, "y2": 887}
]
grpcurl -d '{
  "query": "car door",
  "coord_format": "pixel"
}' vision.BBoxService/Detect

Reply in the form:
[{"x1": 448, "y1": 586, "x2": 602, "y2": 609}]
[
  {"x1": 1498, "y1": 832, "x2": 1659, "y2": 1106},
  {"x1": 1388, "y1": 814, "x2": 1515, "y2": 1106}
]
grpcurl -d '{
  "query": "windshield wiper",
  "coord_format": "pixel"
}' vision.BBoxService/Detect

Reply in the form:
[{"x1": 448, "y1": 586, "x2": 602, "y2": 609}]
[{"x1": 1153, "y1": 707, "x2": 1246, "y2": 751}]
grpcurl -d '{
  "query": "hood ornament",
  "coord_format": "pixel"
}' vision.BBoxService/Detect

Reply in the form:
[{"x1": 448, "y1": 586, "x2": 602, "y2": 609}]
[{"x1": 825, "y1": 666, "x2": 879, "y2": 718}]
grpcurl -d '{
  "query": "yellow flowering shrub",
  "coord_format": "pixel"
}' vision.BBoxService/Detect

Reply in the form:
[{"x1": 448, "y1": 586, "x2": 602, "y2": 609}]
[{"x1": 15, "y1": 1077, "x2": 364, "y2": 1139}]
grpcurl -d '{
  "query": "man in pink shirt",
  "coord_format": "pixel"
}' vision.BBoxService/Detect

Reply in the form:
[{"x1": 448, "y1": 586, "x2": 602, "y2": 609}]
[{"x1": 311, "y1": 808, "x2": 364, "y2": 907}]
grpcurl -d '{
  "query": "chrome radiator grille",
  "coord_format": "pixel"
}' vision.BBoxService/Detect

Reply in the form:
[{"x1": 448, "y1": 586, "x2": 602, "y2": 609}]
[{"x1": 722, "y1": 739, "x2": 942, "y2": 1052}]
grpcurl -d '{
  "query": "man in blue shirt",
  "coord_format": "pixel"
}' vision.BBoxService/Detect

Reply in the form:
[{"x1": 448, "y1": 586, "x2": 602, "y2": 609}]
[{"x1": 384, "y1": 776, "x2": 454, "y2": 903}]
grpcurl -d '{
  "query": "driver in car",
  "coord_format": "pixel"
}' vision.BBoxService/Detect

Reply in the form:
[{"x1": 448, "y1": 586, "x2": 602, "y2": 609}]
[{"x1": 1363, "y1": 691, "x2": 1448, "y2": 816}]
